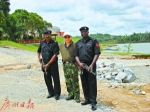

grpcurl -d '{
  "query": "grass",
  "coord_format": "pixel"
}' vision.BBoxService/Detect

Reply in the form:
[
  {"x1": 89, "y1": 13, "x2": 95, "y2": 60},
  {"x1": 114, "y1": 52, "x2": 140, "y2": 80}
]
[
  {"x1": 0, "y1": 37, "x2": 80, "y2": 52},
  {"x1": 0, "y1": 40, "x2": 38, "y2": 52}
]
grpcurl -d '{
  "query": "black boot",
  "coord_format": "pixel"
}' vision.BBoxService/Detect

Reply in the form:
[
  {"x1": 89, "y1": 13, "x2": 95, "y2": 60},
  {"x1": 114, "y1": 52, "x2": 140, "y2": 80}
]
[{"x1": 81, "y1": 100, "x2": 90, "y2": 105}]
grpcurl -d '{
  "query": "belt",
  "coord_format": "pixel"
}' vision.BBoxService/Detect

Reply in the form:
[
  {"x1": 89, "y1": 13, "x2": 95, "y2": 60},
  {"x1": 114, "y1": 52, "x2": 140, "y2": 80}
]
[{"x1": 63, "y1": 61, "x2": 75, "y2": 64}]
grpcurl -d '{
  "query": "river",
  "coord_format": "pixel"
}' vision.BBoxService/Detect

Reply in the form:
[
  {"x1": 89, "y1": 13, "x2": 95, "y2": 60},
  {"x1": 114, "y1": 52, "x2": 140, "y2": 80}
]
[{"x1": 103, "y1": 43, "x2": 150, "y2": 54}]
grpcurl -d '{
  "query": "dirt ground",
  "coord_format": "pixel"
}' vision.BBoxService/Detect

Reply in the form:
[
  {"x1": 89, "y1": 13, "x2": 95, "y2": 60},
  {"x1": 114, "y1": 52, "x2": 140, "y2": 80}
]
[{"x1": 0, "y1": 51, "x2": 150, "y2": 112}]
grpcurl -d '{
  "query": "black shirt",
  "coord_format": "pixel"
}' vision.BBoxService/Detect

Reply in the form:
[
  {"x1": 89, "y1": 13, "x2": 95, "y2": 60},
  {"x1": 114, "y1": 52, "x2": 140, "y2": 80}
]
[
  {"x1": 74, "y1": 37, "x2": 101, "y2": 63},
  {"x1": 37, "y1": 39, "x2": 59, "y2": 64}
]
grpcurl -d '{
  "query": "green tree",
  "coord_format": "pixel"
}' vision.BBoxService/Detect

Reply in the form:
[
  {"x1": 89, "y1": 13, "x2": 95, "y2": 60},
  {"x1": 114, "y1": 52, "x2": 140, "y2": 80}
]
[
  {"x1": 123, "y1": 43, "x2": 133, "y2": 53},
  {"x1": 0, "y1": 0, "x2": 10, "y2": 16},
  {"x1": 116, "y1": 46, "x2": 121, "y2": 52},
  {"x1": 11, "y1": 9, "x2": 52, "y2": 39},
  {"x1": 0, "y1": 0, "x2": 10, "y2": 39},
  {"x1": 0, "y1": 11, "x2": 6, "y2": 38}
]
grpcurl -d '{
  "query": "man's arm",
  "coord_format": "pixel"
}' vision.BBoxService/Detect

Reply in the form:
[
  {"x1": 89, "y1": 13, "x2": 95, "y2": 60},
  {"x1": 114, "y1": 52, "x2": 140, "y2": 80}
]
[
  {"x1": 91, "y1": 54, "x2": 100, "y2": 66},
  {"x1": 88, "y1": 39, "x2": 101, "y2": 72},
  {"x1": 37, "y1": 52, "x2": 42, "y2": 63},
  {"x1": 37, "y1": 42, "x2": 42, "y2": 63}
]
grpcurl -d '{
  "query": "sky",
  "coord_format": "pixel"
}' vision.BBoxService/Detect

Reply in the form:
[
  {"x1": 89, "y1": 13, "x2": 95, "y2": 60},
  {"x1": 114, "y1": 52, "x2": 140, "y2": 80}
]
[{"x1": 10, "y1": 0, "x2": 150, "y2": 36}]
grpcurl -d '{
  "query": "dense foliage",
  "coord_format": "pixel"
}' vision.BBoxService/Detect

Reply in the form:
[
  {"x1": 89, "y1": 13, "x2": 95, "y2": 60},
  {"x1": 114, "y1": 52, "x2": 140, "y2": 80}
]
[
  {"x1": 88, "y1": 32, "x2": 150, "y2": 43},
  {"x1": 0, "y1": 0, "x2": 52, "y2": 41}
]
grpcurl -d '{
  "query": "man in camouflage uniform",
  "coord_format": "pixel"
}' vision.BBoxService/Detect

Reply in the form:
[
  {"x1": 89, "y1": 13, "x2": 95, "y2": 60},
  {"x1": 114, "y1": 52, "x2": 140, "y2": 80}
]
[{"x1": 59, "y1": 32, "x2": 80, "y2": 103}]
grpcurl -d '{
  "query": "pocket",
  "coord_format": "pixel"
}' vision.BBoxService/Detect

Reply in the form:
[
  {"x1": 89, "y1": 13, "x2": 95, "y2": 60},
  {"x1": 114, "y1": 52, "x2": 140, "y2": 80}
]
[
  {"x1": 78, "y1": 45, "x2": 82, "y2": 49},
  {"x1": 78, "y1": 45, "x2": 83, "y2": 54},
  {"x1": 86, "y1": 45, "x2": 93, "y2": 53}
]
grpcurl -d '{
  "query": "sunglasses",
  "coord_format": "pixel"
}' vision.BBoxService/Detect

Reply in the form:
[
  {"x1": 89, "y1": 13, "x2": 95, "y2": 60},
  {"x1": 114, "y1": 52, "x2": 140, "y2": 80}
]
[{"x1": 64, "y1": 36, "x2": 71, "y2": 39}]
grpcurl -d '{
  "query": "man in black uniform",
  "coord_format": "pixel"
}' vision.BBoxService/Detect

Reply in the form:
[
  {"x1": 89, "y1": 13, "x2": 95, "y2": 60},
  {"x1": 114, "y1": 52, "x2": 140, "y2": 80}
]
[
  {"x1": 74, "y1": 26, "x2": 100, "y2": 111},
  {"x1": 37, "y1": 30, "x2": 61, "y2": 100}
]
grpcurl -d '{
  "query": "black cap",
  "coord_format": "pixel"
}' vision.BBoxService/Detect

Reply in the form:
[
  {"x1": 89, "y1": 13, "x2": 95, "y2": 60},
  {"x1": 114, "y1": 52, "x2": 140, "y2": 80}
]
[
  {"x1": 79, "y1": 26, "x2": 89, "y2": 31},
  {"x1": 43, "y1": 30, "x2": 52, "y2": 34}
]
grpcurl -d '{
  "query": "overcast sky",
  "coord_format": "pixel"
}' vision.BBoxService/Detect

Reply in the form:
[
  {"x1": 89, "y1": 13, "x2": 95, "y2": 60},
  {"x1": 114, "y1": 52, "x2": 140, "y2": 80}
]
[{"x1": 10, "y1": 0, "x2": 150, "y2": 36}]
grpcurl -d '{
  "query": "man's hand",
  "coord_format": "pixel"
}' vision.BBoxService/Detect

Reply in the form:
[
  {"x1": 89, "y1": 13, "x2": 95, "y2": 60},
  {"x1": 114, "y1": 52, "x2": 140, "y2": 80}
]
[
  {"x1": 38, "y1": 58, "x2": 42, "y2": 63},
  {"x1": 44, "y1": 64, "x2": 49, "y2": 69},
  {"x1": 88, "y1": 64, "x2": 93, "y2": 72},
  {"x1": 79, "y1": 62, "x2": 85, "y2": 69}
]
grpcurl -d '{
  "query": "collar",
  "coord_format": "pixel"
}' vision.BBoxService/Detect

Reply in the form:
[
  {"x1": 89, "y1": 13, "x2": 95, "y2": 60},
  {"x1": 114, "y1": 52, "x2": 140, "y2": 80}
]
[
  {"x1": 64, "y1": 41, "x2": 73, "y2": 48},
  {"x1": 81, "y1": 36, "x2": 91, "y2": 43},
  {"x1": 44, "y1": 39, "x2": 53, "y2": 44}
]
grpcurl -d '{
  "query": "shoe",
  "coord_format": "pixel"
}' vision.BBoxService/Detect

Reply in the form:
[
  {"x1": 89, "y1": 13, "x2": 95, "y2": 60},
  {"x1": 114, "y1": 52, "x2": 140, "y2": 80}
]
[
  {"x1": 81, "y1": 100, "x2": 90, "y2": 105},
  {"x1": 47, "y1": 94, "x2": 54, "y2": 98},
  {"x1": 55, "y1": 95, "x2": 60, "y2": 100},
  {"x1": 91, "y1": 104, "x2": 97, "y2": 111},
  {"x1": 66, "y1": 96, "x2": 74, "y2": 100},
  {"x1": 75, "y1": 99, "x2": 80, "y2": 103}
]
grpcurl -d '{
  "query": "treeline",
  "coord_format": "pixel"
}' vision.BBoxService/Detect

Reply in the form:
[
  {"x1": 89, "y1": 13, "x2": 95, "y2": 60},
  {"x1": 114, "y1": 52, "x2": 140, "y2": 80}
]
[
  {"x1": 89, "y1": 32, "x2": 150, "y2": 43},
  {"x1": 0, "y1": 0, "x2": 52, "y2": 41}
]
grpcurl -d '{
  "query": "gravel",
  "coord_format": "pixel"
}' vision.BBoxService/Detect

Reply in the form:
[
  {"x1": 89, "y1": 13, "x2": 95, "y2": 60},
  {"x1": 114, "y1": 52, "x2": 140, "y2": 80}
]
[
  {"x1": 0, "y1": 69, "x2": 115, "y2": 112},
  {"x1": 0, "y1": 47, "x2": 37, "y2": 65},
  {"x1": 1, "y1": 47, "x2": 150, "y2": 112}
]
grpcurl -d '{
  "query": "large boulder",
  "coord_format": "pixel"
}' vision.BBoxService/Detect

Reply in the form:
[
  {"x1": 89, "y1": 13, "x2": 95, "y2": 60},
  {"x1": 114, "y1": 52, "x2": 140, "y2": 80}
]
[
  {"x1": 115, "y1": 72, "x2": 127, "y2": 83},
  {"x1": 123, "y1": 74, "x2": 136, "y2": 83}
]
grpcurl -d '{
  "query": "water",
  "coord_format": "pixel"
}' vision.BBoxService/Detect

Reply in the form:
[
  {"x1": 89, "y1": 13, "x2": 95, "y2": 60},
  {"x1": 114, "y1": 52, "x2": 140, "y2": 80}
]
[{"x1": 104, "y1": 43, "x2": 150, "y2": 53}]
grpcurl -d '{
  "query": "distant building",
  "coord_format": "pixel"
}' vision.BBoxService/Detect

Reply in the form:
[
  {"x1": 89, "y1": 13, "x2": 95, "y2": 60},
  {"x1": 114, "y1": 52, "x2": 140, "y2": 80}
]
[{"x1": 49, "y1": 26, "x2": 64, "y2": 36}]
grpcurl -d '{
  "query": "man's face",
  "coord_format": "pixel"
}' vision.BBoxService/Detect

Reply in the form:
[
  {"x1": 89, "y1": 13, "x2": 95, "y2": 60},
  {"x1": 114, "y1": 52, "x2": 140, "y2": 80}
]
[
  {"x1": 44, "y1": 34, "x2": 51, "y2": 40},
  {"x1": 64, "y1": 35, "x2": 71, "y2": 43},
  {"x1": 81, "y1": 30, "x2": 88, "y2": 38}
]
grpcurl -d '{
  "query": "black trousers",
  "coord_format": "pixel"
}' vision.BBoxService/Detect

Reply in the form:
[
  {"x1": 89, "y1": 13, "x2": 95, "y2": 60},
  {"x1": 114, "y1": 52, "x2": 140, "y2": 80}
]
[
  {"x1": 80, "y1": 63, "x2": 97, "y2": 104},
  {"x1": 44, "y1": 62, "x2": 61, "y2": 96}
]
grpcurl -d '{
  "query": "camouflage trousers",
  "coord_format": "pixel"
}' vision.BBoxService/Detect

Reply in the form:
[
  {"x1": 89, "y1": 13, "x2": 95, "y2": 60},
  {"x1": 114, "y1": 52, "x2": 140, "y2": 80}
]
[{"x1": 63, "y1": 62, "x2": 80, "y2": 99}]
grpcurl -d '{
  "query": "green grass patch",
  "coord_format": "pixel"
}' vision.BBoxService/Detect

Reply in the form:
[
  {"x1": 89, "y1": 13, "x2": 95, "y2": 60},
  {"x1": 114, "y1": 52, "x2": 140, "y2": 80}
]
[
  {"x1": 0, "y1": 40, "x2": 38, "y2": 52},
  {"x1": 0, "y1": 37, "x2": 80, "y2": 52}
]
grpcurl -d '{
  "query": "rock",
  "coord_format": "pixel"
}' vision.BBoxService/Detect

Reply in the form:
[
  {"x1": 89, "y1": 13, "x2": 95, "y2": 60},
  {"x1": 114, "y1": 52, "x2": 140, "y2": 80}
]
[
  {"x1": 96, "y1": 68, "x2": 103, "y2": 75},
  {"x1": 123, "y1": 74, "x2": 136, "y2": 83},
  {"x1": 96, "y1": 62, "x2": 136, "y2": 83},
  {"x1": 99, "y1": 90, "x2": 102, "y2": 93},
  {"x1": 115, "y1": 72, "x2": 127, "y2": 83},
  {"x1": 33, "y1": 66, "x2": 37, "y2": 70},
  {"x1": 112, "y1": 72, "x2": 118, "y2": 76},
  {"x1": 26, "y1": 65, "x2": 31, "y2": 69},
  {"x1": 104, "y1": 73, "x2": 112, "y2": 80},
  {"x1": 133, "y1": 90, "x2": 145, "y2": 95},
  {"x1": 96, "y1": 61, "x2": 105, "y2": 68},
  {"x1": 107, "y1": 56, "x2": 114, "y2": 60},
  {"x1": 141, "y1": 91, "x2": 146, "y2": 95},
  {"x1": 111, "y1": 75, "x2": 116, "y2": 80},
  {"x1": 102, "y1": 67, "x2": 110, "y2": 74},
  {"x1": 133, "y1": 90, "x2": 141, "y2": 95},
  {"x1": 124, "y1": 68, "x2": 134, "y2": 75},
  {"x1": 107, "y1": 62, "x2": 116, "y2": 68},
  {"x1": 114, "y1": 63, "x2": 125, "y2": 71},
  {"x1": 111, "y1": 72, "x2": 118, "y2": 80},
  {"x1": 112, "y1": 101, "x2": 118, "y2": 105}
]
